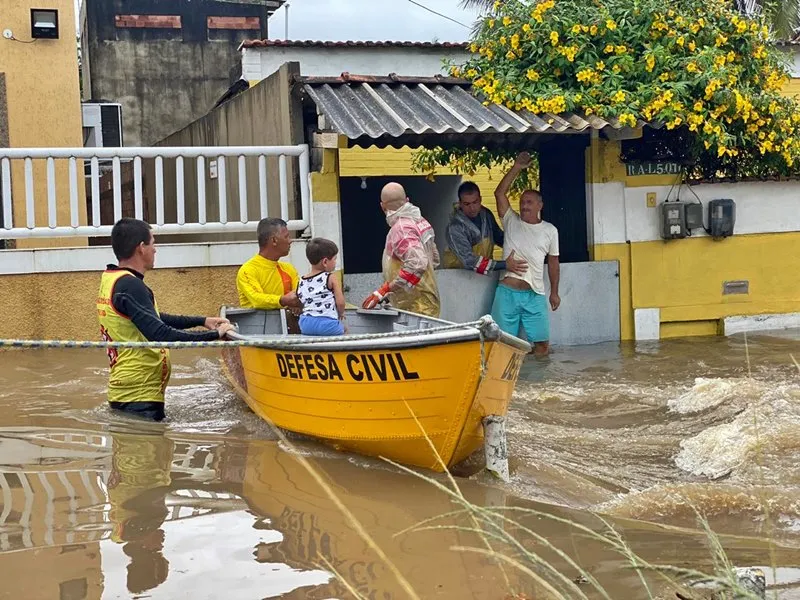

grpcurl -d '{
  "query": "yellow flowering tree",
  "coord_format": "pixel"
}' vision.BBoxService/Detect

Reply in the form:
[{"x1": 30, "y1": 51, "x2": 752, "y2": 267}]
[
  {"x1": 411, "y1": 146, "x2": 539, "y2": 190},
  {"x1": 416, "y1": 0, "x2": 800, "y2": 180}
]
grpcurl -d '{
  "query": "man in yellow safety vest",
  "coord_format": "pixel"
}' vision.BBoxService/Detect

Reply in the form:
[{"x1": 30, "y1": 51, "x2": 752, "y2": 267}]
[{"x1": 97, "y1": 218, "x2": 234, "y2": 421}]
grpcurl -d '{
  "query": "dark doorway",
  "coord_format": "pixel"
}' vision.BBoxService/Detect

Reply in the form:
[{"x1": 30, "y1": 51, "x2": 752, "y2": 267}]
[
  {"x1": 339, "y1": 175, "x2": 460, "y2": 275},
  {"x1": 538, "y1": 136, "x2": 590, "y2": 263}
]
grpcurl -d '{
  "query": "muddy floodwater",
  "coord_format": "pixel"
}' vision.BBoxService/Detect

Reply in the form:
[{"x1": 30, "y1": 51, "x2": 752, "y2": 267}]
[{"x1": 1, "y1": 331, "x2": 800, "y2": 599}]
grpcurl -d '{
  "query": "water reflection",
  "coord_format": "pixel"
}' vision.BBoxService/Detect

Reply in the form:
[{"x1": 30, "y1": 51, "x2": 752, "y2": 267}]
[
  {"x1": 0, "y1": 426, "x2": 330, "y2": 599},
  {"x1": 5, "y1": 422, "x2": 800, "y2": 598},
  {"x1": 107, "y1": 431, "x2": 172, "y2": 595}
]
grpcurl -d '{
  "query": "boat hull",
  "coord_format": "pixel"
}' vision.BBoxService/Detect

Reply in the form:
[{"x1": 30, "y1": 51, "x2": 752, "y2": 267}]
[{"x1": 221, "y1": 337, "x2": 525, "y2": 472}]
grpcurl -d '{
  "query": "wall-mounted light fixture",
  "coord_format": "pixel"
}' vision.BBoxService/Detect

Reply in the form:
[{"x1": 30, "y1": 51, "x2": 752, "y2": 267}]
[{"x1": 30, "y1": 8, "x2": 59, "y2": 39}]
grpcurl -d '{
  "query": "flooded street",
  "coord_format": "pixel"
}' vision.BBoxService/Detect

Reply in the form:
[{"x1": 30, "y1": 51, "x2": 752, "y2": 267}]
[{"x1": 1, "y1": 333, "x2": 800, "y2": 599}]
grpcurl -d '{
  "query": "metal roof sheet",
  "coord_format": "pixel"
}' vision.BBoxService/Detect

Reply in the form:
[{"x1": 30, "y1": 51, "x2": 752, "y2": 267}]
[{"x1": 300, "y1": 75, "x2": 645, "y2": 148}]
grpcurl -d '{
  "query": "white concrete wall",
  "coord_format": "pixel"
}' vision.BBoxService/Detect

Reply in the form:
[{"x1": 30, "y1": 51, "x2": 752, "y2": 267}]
[
  {"x1": 241, "y1": 46, "x2": 471, "y2": 80},
  {"x1": 402, "y1": 176, "x2": 461, "y2": 257},
  {"x1": 778, "y1": 46, "x2": 800, "y2": 77},
  {"x1": 0, "y1": 241, "x2": 310, "y2": 275},
  {"x1": 592, "y1": 180, "x2": 800, "y2": 245}
]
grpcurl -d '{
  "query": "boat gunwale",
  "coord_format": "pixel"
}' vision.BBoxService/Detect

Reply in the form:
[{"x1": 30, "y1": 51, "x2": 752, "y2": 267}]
[{"x1": 222, "y1": 307, "x2": 532, "y2": 354}]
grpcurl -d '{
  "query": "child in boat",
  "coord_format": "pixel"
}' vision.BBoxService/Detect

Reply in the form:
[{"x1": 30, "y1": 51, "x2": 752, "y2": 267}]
[{"x1": 296, "y1": 237, "x2": 347, "y2": 336}]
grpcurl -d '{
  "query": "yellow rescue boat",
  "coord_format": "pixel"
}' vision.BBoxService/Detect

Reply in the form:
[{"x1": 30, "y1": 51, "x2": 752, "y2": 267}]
[{"x1": 219, "y1": 307, "x2": 530, "y2": 473}]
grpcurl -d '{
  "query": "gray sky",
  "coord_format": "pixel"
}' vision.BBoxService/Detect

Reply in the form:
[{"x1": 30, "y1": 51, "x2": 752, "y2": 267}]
[
  {"x1": 74, "y1": 0, "x2": 482, "y2": 42},
  {"x1": 269, "y1": 0, "x2": 480, "y2": 42}
]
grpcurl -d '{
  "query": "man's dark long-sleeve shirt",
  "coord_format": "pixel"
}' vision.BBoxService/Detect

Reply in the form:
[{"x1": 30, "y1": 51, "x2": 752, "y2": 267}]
[
  {"x1": 445, "y1": 207, "x2": 507, "y2": 273},
  {"x1": 107, "y1": 265, "x2": 219, "y2": 342}
]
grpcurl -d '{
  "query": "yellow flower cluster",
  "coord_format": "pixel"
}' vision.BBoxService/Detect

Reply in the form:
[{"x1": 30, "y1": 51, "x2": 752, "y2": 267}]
[
  {"x1": 576, "y1": 68, "x2": 602, "y2": 84},
  {"x1": 539, "y1": 96, "x2": 567, "y2": 113},
  {"x1": 531, "y1": 0, "x2": 556, "y2": 24},
  {"x1": 558, "y1": 45, "x2": 579, "y2": 62},
  {"x1": 704, "y1": 78, "x2": 721, "y2": 100},
  {"x1": 463, "y1": 0, "x2": 800, "y2": 171}
]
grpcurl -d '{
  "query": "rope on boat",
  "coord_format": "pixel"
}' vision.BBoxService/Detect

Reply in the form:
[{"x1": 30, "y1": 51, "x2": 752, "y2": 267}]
[{"x1": 0, "y1": 316, "x2": 496, "y2": 351}]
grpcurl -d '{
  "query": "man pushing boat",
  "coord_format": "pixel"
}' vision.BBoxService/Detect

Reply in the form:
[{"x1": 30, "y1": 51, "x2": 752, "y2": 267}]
[
  {"x1": 361, "y1": 182, "x2": 441, "y2": 318},
  {"x1": 97, "y1": 218, "x2": 234, "y2": 421}
]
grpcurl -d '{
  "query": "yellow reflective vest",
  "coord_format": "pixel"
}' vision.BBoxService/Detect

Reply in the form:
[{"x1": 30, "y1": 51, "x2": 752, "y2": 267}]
[{"x1": 97, "y1": 269, "x2": 171, "y2": 404}]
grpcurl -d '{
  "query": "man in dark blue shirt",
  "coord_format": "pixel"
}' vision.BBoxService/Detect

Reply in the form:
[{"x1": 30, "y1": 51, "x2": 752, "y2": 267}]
[{"x1": 442, "y1": 181, "x2": 527, "y2": 276}]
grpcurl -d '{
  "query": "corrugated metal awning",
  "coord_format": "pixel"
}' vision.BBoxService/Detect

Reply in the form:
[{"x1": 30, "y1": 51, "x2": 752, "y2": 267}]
[{"x1": 300, "y1": 74, "x2": 648, "y2": 148}]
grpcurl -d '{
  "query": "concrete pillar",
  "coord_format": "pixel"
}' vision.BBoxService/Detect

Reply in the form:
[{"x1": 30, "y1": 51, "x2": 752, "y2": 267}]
[{"x1": 309, "y1": 142, "x2": 345, "y2": 285}]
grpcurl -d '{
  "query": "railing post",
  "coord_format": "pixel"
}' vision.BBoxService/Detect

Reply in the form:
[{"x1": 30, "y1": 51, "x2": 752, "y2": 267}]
[
  {"x1": 1, "y1": 158, "x2": 12, "y2": 229},
  {"x1": 176, "y1": 156, "x2": 185, "y2": 225},
  {"x1": 68, "y1": 157, "x2": 79, "y2": 228},
  {"x1": 217, "y1": 155, "x2": 227, "y2": 224},
  {"x1": 24, "y1": 158, "x2": 35, "y2": 229},
  {"x1": 299, "y1": 144, "x2": 311, "y2": 230},
  {"x1": 258, "y1": 154, "x2": 268, "y2": 219},
  {"x1": 196, "y1": 156, "x2": 206, "y2": 225},
  {"x1": 155, "y1": 156, "x2": 165, "y2": 225},
  {"x1": 133, "y1": 156, "x2": 143, "y2": 220},
  {"x1": 90, "y1": 157, "x2": 101, "y2": 227},
  {"x1": 238, "y1": 155, "x2": 247, "y2": 223},
  {"x1": 112, "y1": 157, "x2": 122, "y2": 223},
  {"x1": 46, "y1": 158, "x2": 57, "y2": 228},
  {"x1": 278, "y1": 154, "x2": 289, "y2": 221}
]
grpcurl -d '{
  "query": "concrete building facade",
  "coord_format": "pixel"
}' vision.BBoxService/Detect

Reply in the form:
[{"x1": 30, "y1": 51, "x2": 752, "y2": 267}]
[
  {"x1": 0, "y1": 0, "x2": 86, "y2": 249},
  {"x1": 80, "y1": 0, "x2": 285, "y2": 146},
  {"x1": 239, "y1": 39, "x2": 470, "y2": 83}
]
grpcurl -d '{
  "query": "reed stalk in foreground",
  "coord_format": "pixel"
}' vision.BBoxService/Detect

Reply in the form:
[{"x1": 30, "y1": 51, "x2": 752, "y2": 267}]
[{"x1": 250, "y1": 342, "x2": 793, "y2": 599}]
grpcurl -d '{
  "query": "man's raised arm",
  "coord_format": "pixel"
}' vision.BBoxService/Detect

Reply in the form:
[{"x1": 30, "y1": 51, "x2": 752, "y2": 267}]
[{"x1": 494, "y1": 152, "x2": 533, "y2": 218}]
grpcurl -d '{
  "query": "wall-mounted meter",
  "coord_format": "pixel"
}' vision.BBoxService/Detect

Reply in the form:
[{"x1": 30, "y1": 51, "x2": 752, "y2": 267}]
[
  {"x1": 660, "y1": 201, "x2": 705, "y2": 239},
  {"x1": 708, "y1": 199, "x2": 736, "y2": 238},
  {"x1": 660, "y1": 202, "x2": 687, "y2": 239}
]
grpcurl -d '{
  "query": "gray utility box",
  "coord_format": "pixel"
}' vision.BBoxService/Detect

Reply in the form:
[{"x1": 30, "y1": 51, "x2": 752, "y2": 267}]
[
  {"x1": 660, "y1": 201, "x2": 687, "y2": 238},
  {"x1": 709, "y1": 198, "x2": 736, "y2": 238},
  {"x1": 660, "y1": 201, "x2": 704, "y2": 239},
  {"x1": 685, "y1": 203, "x2": 704, "y2": 230}
]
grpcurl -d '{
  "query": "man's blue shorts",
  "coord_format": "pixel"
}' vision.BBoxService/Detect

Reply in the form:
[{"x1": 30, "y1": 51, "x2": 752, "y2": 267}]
[
  {"x1": 490, "y1": 284, "x2": 550, "y2": 343},
  {"x1": 299, "y1": 315, "x2": 345, "y2": 336}
]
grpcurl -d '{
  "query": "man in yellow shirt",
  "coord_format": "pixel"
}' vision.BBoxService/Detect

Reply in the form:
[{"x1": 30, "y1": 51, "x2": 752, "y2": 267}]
[{"x1": 237, "y1": 217, "x2": 303, "y2": 310}]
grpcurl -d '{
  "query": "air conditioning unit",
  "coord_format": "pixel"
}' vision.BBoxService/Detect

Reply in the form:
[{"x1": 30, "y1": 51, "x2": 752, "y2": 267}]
[
  {"x1": 82, "y1": 102, "x2": 123, "y2": 148},
  {"x1": 82, "y1": 102, "x2": 124, "y2": 177}
]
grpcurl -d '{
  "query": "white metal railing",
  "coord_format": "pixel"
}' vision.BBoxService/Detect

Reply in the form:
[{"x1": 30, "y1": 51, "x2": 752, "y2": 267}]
[{"x1": 0, "y1": 145, "x2": 311, "y2": 239}]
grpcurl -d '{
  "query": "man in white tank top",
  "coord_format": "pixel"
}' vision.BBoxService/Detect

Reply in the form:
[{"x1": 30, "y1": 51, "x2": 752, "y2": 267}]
[{"x1": 491, "y1": 152, "x2": 560, "y2": 356}]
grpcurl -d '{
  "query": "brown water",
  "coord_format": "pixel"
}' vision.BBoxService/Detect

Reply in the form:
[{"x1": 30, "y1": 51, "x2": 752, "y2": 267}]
[{"x1": 1, "y1": 332, "x2": 799, "y2": 599}]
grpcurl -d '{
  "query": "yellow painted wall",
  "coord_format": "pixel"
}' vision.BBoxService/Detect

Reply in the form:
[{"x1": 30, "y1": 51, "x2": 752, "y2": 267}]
[
  {"x1": 339, "y1": 146, "x2": 520, "y2": 259},
  {"x1": 780, "y1": 77, "x2": 800, "y2": 98},
  {"x1": 0, "y1": 266, "x2": 240, "y2": 340},
  {"x1": 0, "y1": 0, "x2": 87, "y2": 248},
  {"x1": 594, "y1": 233, "x2": 800, "y2": 340},
  {"x1": 589, "y1": 136, "x2": 800, "y2": 340}
]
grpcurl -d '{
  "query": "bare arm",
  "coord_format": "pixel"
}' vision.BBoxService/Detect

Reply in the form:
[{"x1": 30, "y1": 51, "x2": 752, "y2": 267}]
[
  {"x1": 548, "y1": 256, "x2": 561, "y2": 311},
  {"x1": 494, "y1": 152, "x2": 532, "y2": 218},
  {"x1": 328, "y1": 273, "x2": 346, "y2": 318}
]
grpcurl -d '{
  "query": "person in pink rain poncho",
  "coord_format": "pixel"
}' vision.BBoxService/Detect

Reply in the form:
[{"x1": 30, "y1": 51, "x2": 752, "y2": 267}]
[{"x1": 361, "y1": 182, "x2": 441, "y2": 317}]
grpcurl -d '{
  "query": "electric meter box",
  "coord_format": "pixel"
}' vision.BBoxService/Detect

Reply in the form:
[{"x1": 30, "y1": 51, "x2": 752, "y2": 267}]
[
  {"x1": 685, "y1": 203, "x2": 704, "y2": 230},
  {"x1": 660, "y1": 201, "x2": 688, "y2": 239},
  {"x1": 708, "y1": 199, "x2": 736, "y2": 238}
]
